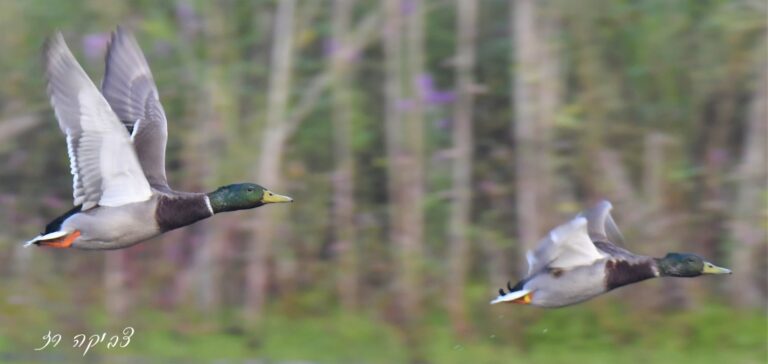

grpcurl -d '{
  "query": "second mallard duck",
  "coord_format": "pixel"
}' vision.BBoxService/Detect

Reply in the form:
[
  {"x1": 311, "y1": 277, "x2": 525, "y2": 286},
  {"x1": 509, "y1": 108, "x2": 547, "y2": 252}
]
[
  {"x1": 491, "y1": 201, "x2": 731, "y2": 307},
  {"x1": 25, "y1": 28, "x2": 292, "y2": 250}
]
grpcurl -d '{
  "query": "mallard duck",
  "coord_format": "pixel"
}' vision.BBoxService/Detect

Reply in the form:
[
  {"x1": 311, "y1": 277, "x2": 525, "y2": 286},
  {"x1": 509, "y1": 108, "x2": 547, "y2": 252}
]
[
  {"x1": 491, "y1": 200, "x2": 731, "y2": 307},
  {"x1": 24, "y1": 28, "x2": 292, "y2": 250}
]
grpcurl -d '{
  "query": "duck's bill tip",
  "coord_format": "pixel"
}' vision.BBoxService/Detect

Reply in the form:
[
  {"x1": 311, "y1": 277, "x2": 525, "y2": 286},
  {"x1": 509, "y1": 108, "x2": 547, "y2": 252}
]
[
  {"x1": 262, "y1": 192, "x2": 293, "y2": 204},
  {"x1": 702, "y1": 263, "x2": 732, "y2": 275}
]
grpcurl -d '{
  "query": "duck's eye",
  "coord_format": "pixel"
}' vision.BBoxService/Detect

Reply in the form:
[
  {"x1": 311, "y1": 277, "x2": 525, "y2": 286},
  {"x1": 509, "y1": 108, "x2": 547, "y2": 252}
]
[{"x1": 247, "y1": 188, "x2": 254, "y2": 192}]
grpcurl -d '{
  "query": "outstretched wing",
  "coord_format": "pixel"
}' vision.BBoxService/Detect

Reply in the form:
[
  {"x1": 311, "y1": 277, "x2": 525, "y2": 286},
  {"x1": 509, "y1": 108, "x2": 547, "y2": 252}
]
[
  {"x1": 44, "y1": 32, "x2": 152, "y2": 210},
  {"x1": 526, "y1": 217, "x2": 606, "y2": 275},
  {"x1": 578, "y1": 200, "x2": 625, "y2": 245},
  {"x1": 102, "y1": 26, "x2": 169, "y2": 189}
]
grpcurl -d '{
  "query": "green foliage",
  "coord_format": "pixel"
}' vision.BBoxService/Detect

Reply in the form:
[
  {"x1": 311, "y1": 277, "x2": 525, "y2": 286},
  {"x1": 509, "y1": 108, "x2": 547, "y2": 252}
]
[
  {"x1": 0, "y1": 301, "x2": 764, "y2": 363},
  {"x1": 258, "y1": 314, "x2": 406, "y2": 363},
  {"x1": 0, "y1": 0, "x2": 765, "y2": 363}
]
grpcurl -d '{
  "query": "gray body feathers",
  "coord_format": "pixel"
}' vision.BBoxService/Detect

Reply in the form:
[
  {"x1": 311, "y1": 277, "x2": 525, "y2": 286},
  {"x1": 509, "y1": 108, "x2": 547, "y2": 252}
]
[
  {"x1": 29, "y1": 29, "x2": 215, "y2": 250},
  {"x1": 493, "y1": 200, "x2": 659, "y2": 307}
]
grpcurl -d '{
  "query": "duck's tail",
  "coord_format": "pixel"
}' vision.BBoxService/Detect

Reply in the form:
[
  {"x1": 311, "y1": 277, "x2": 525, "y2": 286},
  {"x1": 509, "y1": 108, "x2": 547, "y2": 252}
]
[
  {"x1": 490, "y1": 281, "x2": 533, "y2": 304},
  {"x1": 24, "y1": 230, "x2": 79, "y2": 248},
  {"x1": 26, "y1": 205, "x2": 84, "y2": 248}
]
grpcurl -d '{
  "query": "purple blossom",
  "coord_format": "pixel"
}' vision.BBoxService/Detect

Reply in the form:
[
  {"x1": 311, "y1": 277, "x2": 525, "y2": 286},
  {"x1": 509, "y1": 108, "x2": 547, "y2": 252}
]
[
  {"x1": 416, "y1": 73, "x2": 456, "y2": 105},
  {"x1": 324, "y1": 38, "x2": 361, "y2": 63},
  {"x1": 401, "y1": 0, "x2": 417, "y2": 16},
  {"x1": 416, "y1": 73, "x2": 434, "y2": 98},
  {"x1": 427, "y1": 91, "x2": 456, "y2": 105},
  {"x1": 344, "y1": 48, "x2": 361, "y2": 63},
  {"x1": 176, "y1": 0, "x2": 201, "y2": 38},
  {"x1": 434, "y1": 118, "x2": 452, "y2": 130},
  {"x1": 707, "y1": 148, "x2": 728, "y2": 165},
  {"x1": 324, "y1": 38, "x2": 339, "y2": 57},
  {"x1": 81, "y1": 33, "x2": 110, "y2": 62}
]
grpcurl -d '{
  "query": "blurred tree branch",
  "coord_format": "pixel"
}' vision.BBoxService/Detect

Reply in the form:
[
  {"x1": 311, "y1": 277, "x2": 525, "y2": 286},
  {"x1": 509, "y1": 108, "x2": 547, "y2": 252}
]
[
  {"x1": 447, "y1": 0, "x2": 477, "y2": 337},
  {"x1": 284, "y1": 9, "x2": 381, "y2": 137},
  {"x1": 0, "y1": 113, "x2": 42, "y2": 145},
  {"x1": 330, "y1": 0, "x2": 359, "y2": 310},
  {"x1": 729, "y1": 65, "x2": 767, "y2": 308},
  {"x1": 246, "y1": 0, "x2": 297, "y2": 325}
]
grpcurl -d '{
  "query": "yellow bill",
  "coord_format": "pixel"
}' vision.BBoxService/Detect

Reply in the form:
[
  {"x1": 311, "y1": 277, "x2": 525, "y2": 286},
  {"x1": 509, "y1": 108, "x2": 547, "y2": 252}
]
[{"x1": 261, "y1": 190, "x2": 293, "y2": 204}]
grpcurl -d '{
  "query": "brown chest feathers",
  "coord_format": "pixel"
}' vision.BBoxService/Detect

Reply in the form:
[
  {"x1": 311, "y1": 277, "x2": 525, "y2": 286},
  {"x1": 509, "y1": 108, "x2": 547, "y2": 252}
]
[
  {"x1": 604, "y1": 259, "x2": 657, "y2": 290},
  {"x1": 155, "y1": 194, "x2": 213, "y2": 232}
]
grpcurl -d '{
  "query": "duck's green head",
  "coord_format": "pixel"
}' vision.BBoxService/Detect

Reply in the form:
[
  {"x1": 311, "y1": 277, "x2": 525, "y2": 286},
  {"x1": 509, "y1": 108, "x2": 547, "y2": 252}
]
[
  {"x1": 207, "y1": 183, "x2": 293, "y2": 213},
  {"x1": 656, "y1": 253, "x2": 732, "y2": 277}
]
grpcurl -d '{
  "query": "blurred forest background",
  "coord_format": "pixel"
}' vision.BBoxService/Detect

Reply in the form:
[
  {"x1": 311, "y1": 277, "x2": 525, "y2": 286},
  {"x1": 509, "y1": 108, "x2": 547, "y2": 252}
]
[{"x1": 0, "y1": 0, "x2": 765, "y2": 363}]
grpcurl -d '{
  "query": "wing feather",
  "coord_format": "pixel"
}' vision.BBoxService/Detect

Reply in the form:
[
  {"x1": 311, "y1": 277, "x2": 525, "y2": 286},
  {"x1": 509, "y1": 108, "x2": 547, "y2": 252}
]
[
  {"x1": 526, "y1": 217, "x2": 606, "y2": 274},
  {"x1": 44, "y1": 32, "x2": 152, "y2": 210},
  {"x1": 578, "y1": 200, "x2": 625, "y2": 245},
  {"x1": 102, "y1": 26, "x2": 169, "y2": 188}
]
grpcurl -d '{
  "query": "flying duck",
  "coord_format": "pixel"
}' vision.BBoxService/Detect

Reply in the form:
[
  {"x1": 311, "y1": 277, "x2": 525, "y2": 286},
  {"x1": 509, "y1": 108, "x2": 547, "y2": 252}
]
[
  {"x1": 25, "y1": 28, "x2": 292, "y2": 250},
  {"x1": 491, "y1": 200, "x2": 731, "y2": 307}
]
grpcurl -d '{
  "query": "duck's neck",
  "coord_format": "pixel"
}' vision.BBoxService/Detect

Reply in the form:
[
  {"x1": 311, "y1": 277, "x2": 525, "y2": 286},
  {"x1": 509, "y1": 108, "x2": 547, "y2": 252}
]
[
  {"x1": 206, "y1": 188, "x2": 262, "y2": 214},
  {"x1": 604, "y1": 258, "x2": 660, "y2": 290},
  {"x1": 206, "y1": 189, "x2": 228, "y2": 214},
  {"x1": 156, "y1": 194, "x2": 215, "y2": 232}
]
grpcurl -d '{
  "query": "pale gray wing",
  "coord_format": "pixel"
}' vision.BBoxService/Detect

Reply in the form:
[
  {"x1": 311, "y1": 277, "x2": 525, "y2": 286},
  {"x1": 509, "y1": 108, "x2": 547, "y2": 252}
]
[
  {"x1": 45, "y1": 32, "x2": 152, "y2": 210},
  {"x1": 101, "y1": 26, "x2": 169, "y2": 189},
  {"x1": 593, "y1": 241, "x2": 637, "y2": 260},
  {"x1": 578, "y1": 200, "x2": 625, "y2": 245},
  {"x1": 526, "y1": 217, "x2": 607, "y2": 274}
]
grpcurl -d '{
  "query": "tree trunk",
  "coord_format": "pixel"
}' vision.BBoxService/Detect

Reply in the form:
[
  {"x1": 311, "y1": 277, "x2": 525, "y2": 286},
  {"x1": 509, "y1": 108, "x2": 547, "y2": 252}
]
[
  {"x1": 104, "y1": 250, "x2": 128, "y2": 319},
  {"x1": 245, "y1": 0, "x2": 296, "y2": 325},
  {"x1": 401, "y1": 0, "x2": 426, "y2": 325},
  {"x1": 643, "y1": 133, "x2": 688, "y2": 310},
  {"x1": 383, "y1": 0, "x2": 424, "y2": 326},
  {"x1": 164, "y1": 0, "x2": 235, "y2": 313},
  {"x1": 511, "y1": 0, "x2": 557, "y2": 270},
  {"x1": 446, "y1": 0, "x2": 477, "y2": 337},
  {"x1": 689, "y1": 84, "x2": 742, "y2": 303},
  {"x1": 330, "y1": 0, "x2": 359, "y2": 310},
  {"x1": 383, "y1": 1, "x2": 426, "y2": 360},
  {"x1": 728, "y1": 67, "x2": 767, "y2": 308},
  {"x1": 382, "y1": 0, "x2": 404, "y2": 322}
]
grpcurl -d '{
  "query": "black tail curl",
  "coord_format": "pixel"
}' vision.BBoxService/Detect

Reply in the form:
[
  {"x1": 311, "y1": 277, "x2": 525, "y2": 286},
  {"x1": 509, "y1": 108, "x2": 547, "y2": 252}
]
[{"x1": 497, "y1": 280, "x2": 526, "y2": 296}]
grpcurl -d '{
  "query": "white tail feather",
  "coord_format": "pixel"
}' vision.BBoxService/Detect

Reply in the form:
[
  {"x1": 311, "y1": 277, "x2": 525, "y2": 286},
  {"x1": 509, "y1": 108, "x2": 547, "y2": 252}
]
[
  {"x1": 490, "y1": 289, "x2": 531, "y2": 305},
  {"x1": 23, "y1": 231, "x2": 69, "y2": 247}
]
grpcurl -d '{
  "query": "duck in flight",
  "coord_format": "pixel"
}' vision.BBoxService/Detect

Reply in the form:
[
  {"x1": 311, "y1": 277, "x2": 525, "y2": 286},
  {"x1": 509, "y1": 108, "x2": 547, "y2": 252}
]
[
  {"x1": 25, "y1": 28, "x2": 292, "y2": 250},
  {"x1": 491, "y1": 201, "x2": 731, "y2": 307}
]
